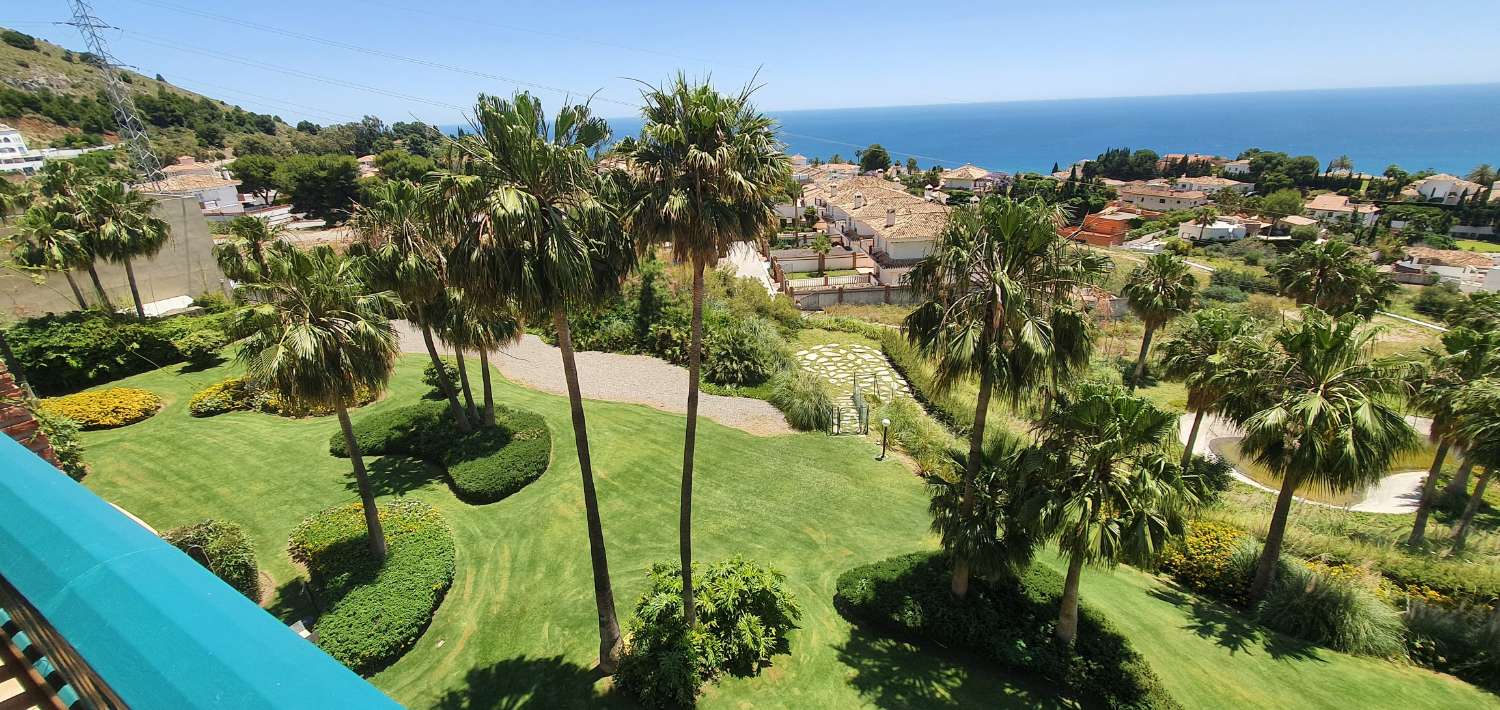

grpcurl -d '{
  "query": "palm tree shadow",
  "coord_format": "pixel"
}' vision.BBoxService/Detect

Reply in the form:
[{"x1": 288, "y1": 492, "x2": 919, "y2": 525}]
[
  {"x1": 1147, "y1": 585, "x2": 1323, "y2": 662},
  {"x1": 342, "y1": 456, "x2": 443, "y2": 497},
  {"x1": 834, "y1": 626, "x2": 1073, "y2": 709},
  {"x1": 177, "y1": 355, "x2": 226, "y2": 374},
  {"x1": 431, "y1": 655, "x2": 628, "y2": 709}
]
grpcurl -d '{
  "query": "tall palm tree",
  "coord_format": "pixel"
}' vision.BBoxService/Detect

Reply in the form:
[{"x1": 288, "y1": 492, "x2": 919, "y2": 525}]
[
  {"x1": 1221, "y1": 309, "x2": 1417, "y2": 600},
  {"x1": 1192, "y1": 205, "x2": 1220, "y2": 241},
  {"x1": 928, "y1": 430, "x2": 1038, "y2": 585},
  {"x1": 621, "y1": 74, "x2": 790, "y2": 626},
  {"x1": 80, "y1": 182, "x2": 170, "y2": 319},
  {"x1": 903, "y1": 196, "x2": 1107, "y2": 597},
  {"x1": 1121, "y1": 252, "x2": 1196, "y2": 391},
  {"x1": 1449, "y1": 379, "x2": 1500, "y2": 553},
  {"x1": 1029, "y1": 381, "x2": 1195, "y2": 644},
  {"x1": 1406, "y1": 327, "x2": 1500, "y2": 546},
  {"x1": 234, "y1": 244, "x2": 399, "y2": 559},
  {"x1": 1271, "y1": 239, "x2": 1395, "y2": 320},
  {"x1": 214, "y1": 215, "x2": 284, "y2": 282},
  {"x1": 447, "y1": 91, "x2": 635, "y2": 672},
  {"x1": 1158, "y1": 307, "x2": 1250, "y2": 467},
  {"x1": 351, "y1": 179, "x2": 472, "y2": 432},
  {"x1": 9, "y1": 202, "x2": 91, "y2": 310}
]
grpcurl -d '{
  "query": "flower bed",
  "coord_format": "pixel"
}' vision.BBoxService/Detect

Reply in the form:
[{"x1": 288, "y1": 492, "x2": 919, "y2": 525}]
[{"x1": 40, "y1": 387, "x2": 160, "y2": 429}]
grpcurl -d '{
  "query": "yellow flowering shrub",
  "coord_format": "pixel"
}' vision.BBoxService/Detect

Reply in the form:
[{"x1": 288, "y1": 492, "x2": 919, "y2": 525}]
[
  {"x1": 188, "y1": 377, "x2": 375, "y2": 419},
  {"x1": 1160, "y1": 521, "x2": 1251, "y2": 605},
  {"x1": 41, "y1": 387, "x2": 161, "y2": 429}
]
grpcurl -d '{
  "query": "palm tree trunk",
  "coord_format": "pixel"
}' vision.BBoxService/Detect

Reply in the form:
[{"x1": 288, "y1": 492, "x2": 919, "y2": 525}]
[
  {"x1": 1407, "y1": 440, "x2": 1451, "y2": 547},
  {"x1": 1181, "y1": 409, "x2": 1206, "y2": 468},
  {"x1": 1130, "y1": 323, "x2": 1156, "y2": 392},
  {"x1": 553, "y1": 308, "x2": 623, "y2": 673},
  {"x1": 1249, "y1": 475, "x2": 1299, "y2": 601},
  {"x1": 679, "y1": 262, "x2": 706, "y2": 626},
  {"x1": 63, "y1": 271, "x2": 89, "y2": 310},
  {"x1": 952, "y1": 363, "x2": 995, "y2": 598},
  {"x1": 336, "y1": 400, "x2": 386, "y2": 561},
  {"x1": 123, "y1": 258, "x2": 146, "y2": 319},
  {"x1": 454, "y1": 347, "x2": 478, "y2": 421},
  {"x1": 1440, "y1": 456, "x2": 1476, "y2": 500},
  {"x1": 417, "y1": 312, "x2": 472, "y2": 432},
  {"x1": 1451, "y1": 466, "x2": 1492, "y2": 554},
  {"x1": 85, "y1": 261, "x2": 114, "y2": 313},
  {"x1": 1055, "y1": 550, "x2": 1085, "y2": 644},
  {"x1": 479, "y1": 347, "x2": 495, "y2": 427}
]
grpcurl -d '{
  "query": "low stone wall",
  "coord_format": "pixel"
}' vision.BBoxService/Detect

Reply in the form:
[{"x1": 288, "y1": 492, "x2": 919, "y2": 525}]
[{"x1": 790, "y1": 283, "x2": 916, "y2": 310}]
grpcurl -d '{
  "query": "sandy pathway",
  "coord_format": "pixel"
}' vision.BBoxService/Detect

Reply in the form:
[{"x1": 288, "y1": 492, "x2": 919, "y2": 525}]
[{"x1": 396, "y1": 322, "x2": 792, "y2": 436}]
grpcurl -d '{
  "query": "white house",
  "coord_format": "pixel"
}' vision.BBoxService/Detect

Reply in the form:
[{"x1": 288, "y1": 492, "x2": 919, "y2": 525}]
[
  {"x1": 938, "y1": 164, "x2": 989, "y2": 192},
  {"x1": 1304, "y1": 193, "x2": 1380, "y2": 227},
  {"x1": 1394, "y1": 246, "x2": 1498, "y2": 290},
  {"x1": 1118, "y1": 184, "x2": 1209, "y2": 211},
  {"x1": 0, "y1": 123, "x2": 112, "y2": 175},
  {"x1": 804, "y1": 175, "x2": 948, "y2": 285},
  {"x1": 144, "y1": 171, "x2": 244, "y2": 214},
  {"x1": 1222, "y1": 159, "x2": 1252, "y2": 176},
  {"x1": 1175, "y1": 175, "x2": 1252, "y2": 195},
  {"x1": 1178, "y1": 218, "x2": 1248, "y2": 242},
  {"x1": 1411, "y1": 174, "x2": 1486, "y2": 205}
]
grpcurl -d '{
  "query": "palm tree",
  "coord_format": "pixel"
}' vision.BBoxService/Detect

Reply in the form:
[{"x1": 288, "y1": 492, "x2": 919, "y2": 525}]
[
  {"x1": 621, "y1": 74, "x2": 790, "y2": 626},
  {"x1": 9, "y1": 202, "x2": 91, "y2": 310},
  {"x1": 903, "y1": 196, "x2": 1107, "y2": 597},
  {"x1": 928, "y1": 431, "x2": 1038, "y2": 587},
  {"x1": 1220, "y1": 309, "x2": 1417, "y2": 600},
  {"x1": 1121, "y1": 252, "x2": 1196, "y2": 391},
  {"x1": 234, "y1": 244, "x2": 399, "y2": 559},
  {"x1": 1271, "y1": 239, "x2": 1395, "y2": 319},
  {"x1": 1029, "y1": 381, "x2": 1195, "y2": 644},
  {"x1": 351, "y1": 178, "x2": 472, "y2": 432},
  {"x1": 1192, "y1": 205, "x2": 1220, "y2": 241},
  {"x1": 1158, "y1": 307, "x2": 1250, "y2": 467},
  {"x1": 214, "y1": 215, "x2": 283, "y2": 282},
  {"x1": 447, "y1": 91, "x2": 635, "y2": 672},
  {"x1": 1406, "y1": 327, "x2": 1500, "y2": 546},
  {"x1": 80, "y1": 182, "x2": 170, "y2": 319},
  {"x1": 1449, "y1": 379, "x2": 1500, "y2": 553},
  {"x1": 1466, "y1": 164, "x2": 1496, "y2": 186}
]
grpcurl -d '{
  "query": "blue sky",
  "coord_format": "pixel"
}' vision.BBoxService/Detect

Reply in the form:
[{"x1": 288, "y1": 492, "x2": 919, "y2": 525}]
[{"x1": 7, "y1": 0, "x2": 1499, "y2": 125}]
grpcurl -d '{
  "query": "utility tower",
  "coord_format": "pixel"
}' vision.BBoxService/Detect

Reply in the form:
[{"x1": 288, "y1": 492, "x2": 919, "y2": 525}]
[{"x1": 66, "y1": 0, "x2": 163, "y2": 185}]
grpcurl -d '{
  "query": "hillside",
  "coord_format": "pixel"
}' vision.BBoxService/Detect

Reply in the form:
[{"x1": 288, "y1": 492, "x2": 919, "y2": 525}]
[{"x1": 0, "y1": 25, "x2": 289, "y2": 157}]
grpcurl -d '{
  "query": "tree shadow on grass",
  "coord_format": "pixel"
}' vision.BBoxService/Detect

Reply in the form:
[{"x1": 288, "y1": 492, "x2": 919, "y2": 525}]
[
  {"x1": 1148, "y1": 585, "x2": 1324, "y2": 662},
  {"x1": 265, "y1": 575, "x2": 318, "y2": 624},
  {"x1": 177, "y1": 355, "x2": 226, "y2": 374},
  {"x1": 834, "y1": 626, "x2": 1075, "y2": 710},
  {"x1": 341, "y1": 456, "x2": 443, "y2": 497},
  {"x1": 431, "y1": 655, "x2": 629, "y2": 710}
]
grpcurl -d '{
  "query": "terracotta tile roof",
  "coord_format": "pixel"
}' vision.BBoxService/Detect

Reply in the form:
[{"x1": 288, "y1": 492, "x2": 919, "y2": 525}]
[
  {"x1": 940, "y1": 164, "x2": 990, "y2": 180},
  {"x1": 140, "y1": 173, "x2": 242, "y2": 193},
  {"x1": 1120, "y1": 185, "x2": 1207, "y2": 200},
  {"x1": 1305, "y1": 193, "x2": 1379, "y2": 214},
  {"x1": 804, "y1": 175, "x2": 949, "y2": 243},
  {"x1": 1176, "y1": 176, "x2": 1246, "y2": 188},
  {"x1": 1405, "y1": 246, "x2": 1496, "y2": 269}
]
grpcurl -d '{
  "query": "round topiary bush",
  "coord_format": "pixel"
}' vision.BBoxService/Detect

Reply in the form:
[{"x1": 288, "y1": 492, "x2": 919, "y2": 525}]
[
  {"x1": 164, "y1": 519, "x2": 262, "y2": 601},
  {"x1": 288, "y1": 500, "x2": 456, "y2": 675},
  {"x1": 189, "y1": 377, "x2": 253, "y2": 417},
  {"x1": 40, "y1": 387, "x2": 161, "y2": 429}
]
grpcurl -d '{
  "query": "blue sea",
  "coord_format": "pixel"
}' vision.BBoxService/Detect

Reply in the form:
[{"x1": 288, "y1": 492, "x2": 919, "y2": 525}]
[{"x1": 558, "y1": 84, "x2": 1498, "y2": 176}]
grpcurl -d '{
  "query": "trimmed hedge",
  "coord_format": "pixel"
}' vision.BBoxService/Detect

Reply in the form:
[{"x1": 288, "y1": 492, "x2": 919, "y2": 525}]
[
  {"x1": 835, "y1": 552, "x2": 1180, "y2": 710},
  {"x1": 164, "y1": 520, "x2": 262, "y2": 601},
  {"x1": 329, "y1": 401, "x2": 551, "y2": 503},
  {"x1": 40, "y1": 387, "x2": 161, "y2": 429},
  {"x1": 5, "y1": 310, "x2": 234, "y2": 395},
  {"x1": 188, "y1": 376, "x2": 375, "y2": 418},
  {"x1": 287, "y1": 500, "x2": 455, "y2": 675}
]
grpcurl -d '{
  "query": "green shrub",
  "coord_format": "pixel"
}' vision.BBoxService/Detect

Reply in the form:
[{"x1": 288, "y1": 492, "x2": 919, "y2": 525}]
[
  {"x1": 173, "y1": 328, "x2": 228, "y2": 364},
  {"x1": 287, "y1": 500, "x2": 455, "y2": 674},
  {"x1": 421, "y1": 359, "x2": 459, "y2": 398},
  {"x1": 329, "y1": 401, "x2": 551, "y2": 504},
  {"x1": 1414, "y1": 282, "x2": 1464, "y2": 318},
  {"x1": 188, "y1": 377, "x2": 253, "y2": 417},
  {"x1": 5, "y1": 311, "x2": 235, "y2": 395},
  {"x1": 1200, "y1": 284, "x2": 1248, "y2": 304},
  {"x1": 1259, "y1": 562, "x2": 1406, "y2": 657},
  {"x1": 835, "y1": 552, "x2": 1179, "y2": 709},
  {"x1": 28, "y1": 404, "x2": 87, "y2": 480},
  {"x1": 616, "y1": 557, "x2": 802, "y2": 707},
  {"x1": 1209, "y1": 268, "x2": 1275, "y2": 294},
  {"x1": 40, "y1": 387, "x2": 160, "y2": 429},
  {"x1": 767, "y1": 370, "x2": 833, "y2": 431},
  {"x1": 165, "y1": 520, "x2": 261, "y2": 601},
  {"x1": 703, "y1": 317, "x2": 787, "y2": 386},
  {"x1": 1160, "y1": 521, "x2": 1253, "y2": 605},
  {"x1": 1183, "y1": 454, "x2": 1234, "y2": 504},
  {"x1": 1405, "y1": 601, "x2": 1500, "y2": 692}
]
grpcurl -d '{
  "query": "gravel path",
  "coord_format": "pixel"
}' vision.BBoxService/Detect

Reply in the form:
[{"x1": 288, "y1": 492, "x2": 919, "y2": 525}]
[
  {"x1": 1180, "y1": 412, "x2": 1428, "y2": 514},
  {"x1": 395, "y1": 321, "x2": 792, "y2": 436}
]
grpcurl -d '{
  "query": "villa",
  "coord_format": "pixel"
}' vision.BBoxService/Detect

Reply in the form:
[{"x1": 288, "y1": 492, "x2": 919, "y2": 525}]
[
  {"x1": 938, "y1": 164, "x2": 1008, "y2": 194},
  {"x1": 1175, "y1": 175, "x2": 1252, "y2": 195},
  {"x1": 1067, "y1": 211, "x2": 1137, "y2": 247},
  {"x1": 1222, "y1": 159, "x2": 1252, "y2": 176},
  {"x1": 0, "y1": 123, "x2": 113, "y2": 175},
  {"x1": 1118, "y1": 184, "x2": 1209, "y2": 211},
  {"x1": 1178, "y1": 217, "x2": 1250, "y2": 242},
  {"x1": 1407, "y1": 173, "x2": 1487, "y2": 205},
  {"x1": 1304, "y1": 193, "x2": 1380, "y2": 227},
  {"x1": 1391, "y1": 246, "x2": 1500, "y2": 292}
]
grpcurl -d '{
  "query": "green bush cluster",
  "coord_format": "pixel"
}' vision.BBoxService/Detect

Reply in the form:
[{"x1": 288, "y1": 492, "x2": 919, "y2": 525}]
[
  {"x1": 835, "y1": 552, "x2": 1179, "y2": 709},
  {"x1": 287, "y1": 500, "x2": 455, "y2": 675},
  {"x1": 172, "y1": 329, "x2": 228, "y2": 365},
  {"x1": 188, "y1": 377, "x2": 253, "y2": 417},
  {"x1": 329, "y1": 401, "x2": 551, "y2": 503},
  {"x1": 5, "y1": 310, "x2": 234, "y2": 395},
  {"x1": 1260, "y1": 562, "x2": 1407, "y2": 658},
  {"x1": 164, "y1": 520, "x2": 262, "y2": 601},
  {"x1": 616, "y1": 557, "x2": 802, "y2": 708},
  {"x1": 1159, "y1": 521, "x2": 1254, "y2": 606},
  {"x1": 26, "y1": 404, "x2": 87, "y2": 480},
  {"x1": 421, "y1": 359, "x2": 460, "y2": 398},
  {"x1": 703, "y1": 318, "x2": 787, "y2": 386},
  {"x1": 1405, "y1": 601, "x2": 1500, "y2": 693},
  {"x1": 767, "y1": 371, "x2": 833, "y2": 431}
]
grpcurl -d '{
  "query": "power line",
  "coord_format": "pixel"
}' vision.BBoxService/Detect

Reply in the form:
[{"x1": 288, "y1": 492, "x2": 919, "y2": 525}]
[
  {"x1": 165, "y1": 76, "x2": 363, "y2": 124},
  {"x1": 65, "y1": 0, "x2": 163, "y2": 183}
]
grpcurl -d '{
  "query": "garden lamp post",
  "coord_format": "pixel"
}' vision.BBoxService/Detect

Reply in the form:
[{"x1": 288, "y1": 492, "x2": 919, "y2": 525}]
[{"x1": 878, "y1": 418, "x2": 891, "y2": 460}]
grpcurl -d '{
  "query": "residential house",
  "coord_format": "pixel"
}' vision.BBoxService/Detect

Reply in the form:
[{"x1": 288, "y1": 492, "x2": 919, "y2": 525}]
[
  {"x1": 1276, "y1": 214, "x2": 1320, "y2": 233},
  {"x1": 1178, "y1": 218, "x2": 1248, "y2": 242},
  {"x1": 804, "y1": 175, "x2": 948, "y2": 286},
  {"x1": 142, "y1": 169, "x2": 244, "y2": 215},
  {"x1": 1410, "y1": 173, "x2": 1486, "y2": 205},
  {"x1": 0, "y1": 123, "x2": 112, "y2": 175},
  {"x1": 1067, "y1": 212, "x2": 1136, "y2": 247},
  {"x1": 1304, "y1": 193, "x2": 1380, "y2": 227},
  {"x1": 1118, "y1": 184, "x2": 1209, "y2": 211},
  {"x1": 1222, "y1": 159, "x2": 1252, "y2": 176},
  {"x1": 938, "y1": 164, "x2": 994, "y2": 193},
  {"x1": 1175, "y1": 175, "x2": 1252, "y2": 195},
  {"x1": 1394, "y1": 246, "x2": 1498, "y2": 291},
  {"x1": 356, "y1": 154, "x2": 379, "y2": 179}
]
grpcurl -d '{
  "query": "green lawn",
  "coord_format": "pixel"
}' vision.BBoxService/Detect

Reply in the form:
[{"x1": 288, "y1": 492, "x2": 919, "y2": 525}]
[
  {"x1": 75, "y1": 356, "x2": 1498, "y2": 708},
  {"x1": 1457, "y1": 239, "x2": 1500, "y2": 253}
]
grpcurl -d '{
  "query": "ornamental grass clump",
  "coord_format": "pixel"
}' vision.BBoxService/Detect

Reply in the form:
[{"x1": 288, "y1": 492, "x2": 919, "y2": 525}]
[
  {"x1": 41, "y1": 387, "x2": 160, "y2": 429},
  {"x1": 768, "y1": 370, "x2": 832, "y2": 431},
  {"x1": 1258, "y1": 561, "x2": 1407, "y2": 658}
]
